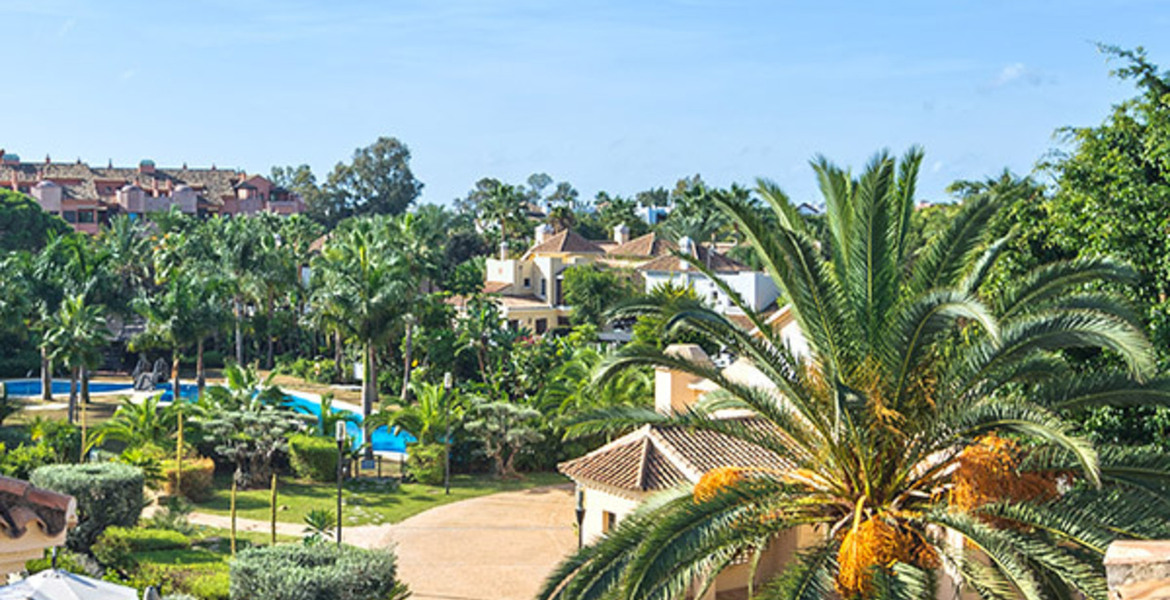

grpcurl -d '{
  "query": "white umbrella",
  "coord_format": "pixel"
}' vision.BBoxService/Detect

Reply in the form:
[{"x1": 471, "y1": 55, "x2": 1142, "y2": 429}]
[{"x1": 0, "y1": 569, "x2": 139, "y2": 600}]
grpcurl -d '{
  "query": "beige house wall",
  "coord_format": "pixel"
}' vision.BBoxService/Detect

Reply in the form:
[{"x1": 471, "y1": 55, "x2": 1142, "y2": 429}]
[
  {"x1": 0, "y1": 528, "x2": 67, "y2": 578},
  {"x1": 579, "y1": 485, "x2": 644, "y2": 546}
]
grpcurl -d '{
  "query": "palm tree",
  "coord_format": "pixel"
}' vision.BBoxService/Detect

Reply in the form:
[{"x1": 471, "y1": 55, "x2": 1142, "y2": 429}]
[
  {"x1": 308, "y1": 393, "x2": 360, "y2": 438},
  {"x1": 540, "y1": 346, "x2": 652, "y2": 420},
  {"x1": 134, "y1": 274, "x2": 228, "y2": 400},
  {"x1": 540, "y1": 148, "x2": 1170, "y2": 600},
  {"x1": 368, "y1": 380, "x2": 462, "y2": 446},
  {"x1": 44, "y1": 295, "x2": 107, "y2": 425},
  {"x1": 208, "y1": 217, "x2": 262, "y2": 366},
  {"x1": 310, "y1": 218, "x2": 411, "y2": 456},
  {"x1": 478, "y1": 182, "x2": 529, "y2": 250},
  {"x1": 92, "y1": 395, "x2": 177, "y2": 450}
]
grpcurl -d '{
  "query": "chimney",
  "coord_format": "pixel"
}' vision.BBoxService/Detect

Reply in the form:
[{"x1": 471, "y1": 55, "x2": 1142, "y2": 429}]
[
  {"x1": 613, "y1": 223, "x2": 630, "y2": 245},
  {"x1": 678, "y1": 236, "x2": 696, "y2": 271},
  {"x1": 499, "y1": 240, "x2": 509, "y2": 260},
  {"x1": 654, "y1": 344, "x2": 713, "y2": 415},
  {"x1": 534, "y1": 223, "x2": 553, "y2": 245}
]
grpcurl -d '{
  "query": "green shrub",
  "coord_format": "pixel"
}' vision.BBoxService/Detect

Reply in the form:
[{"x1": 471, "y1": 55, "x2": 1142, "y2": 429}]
[
  {"x1": 288, "y1": 434, "x2": 338, "y2": 482},
  {"x1": 0, "y1": 441, "x2": 56, "y2": 479},
  {"x1": 183, "y1": 571, "x2": 230, "y2": 600},
  {"x1": 118, "y1": 444, "x2": 166, "y2": 486},
  {"x1": 162, "y1": 457, "x2": 216, "y2": 502},
  {"x1": 280, "y1": 357, "x2": 336, "y2": 384},
  {"x1": 25, "y1": 547, "x2": 89, "y2": 575},
  {"x1": 29, "y1": 418, "x2": 81, "y2": 463},
  {"x1": 231, "y1": 543, "x2": 403, "y2": 600},
  {"x1": 30, "y1": 462, "x2": 145, "y2": 553},
  {"x1": 93, "y1": 526, "x2": 190, "y2": 570},
  {"x1": 407, "y1": 442, "x2": 445, "y2": 485},
  {"x1": 147, "y1": 497, "x2": 197, "y2": 535}
]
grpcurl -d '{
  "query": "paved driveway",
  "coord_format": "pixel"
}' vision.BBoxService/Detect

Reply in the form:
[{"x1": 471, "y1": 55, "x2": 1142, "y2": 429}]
[{"x1": 377, "y1": 484, "x2": 577, "y2": 600}]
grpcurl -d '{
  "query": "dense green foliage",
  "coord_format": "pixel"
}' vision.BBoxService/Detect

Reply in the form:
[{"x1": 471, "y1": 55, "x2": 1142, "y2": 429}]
[
  {"x1": 562, "y1": 264, "x2": 640, "y2": 328},
  {"x1": 406, "y1": 442, "x2": 445, "y2": 485},
  {"x1": 93, "y1": 525, "x2": 191, "y2": 572},
  {"x1": 288, "y1": 433, "x2": 340, "y2": 482},
  {"x1": 0, "y1": 189, "x2": 70, "y2": 252},
  {"x1": 230, "y1": 543, "x2": 405, "y2": 600},
  {"x1": 30, "y1": 462, "x2": 145, "y2": 553}
]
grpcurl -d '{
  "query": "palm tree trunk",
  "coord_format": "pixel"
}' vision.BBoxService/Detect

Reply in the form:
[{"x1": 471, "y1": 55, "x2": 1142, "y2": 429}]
[
  {"x1": 81, "y1": 365, "x2": 90, "y2": 405},
  {"x1": 400, "y1": 318, "x2": 414, "y2": 402},
  {"x1": 68, "y1": 366, "x2": 79, "y2": 424},
  {"x1": 234, "y1": 297, "x2": 244, "y2": 366},
  {"x1": 40, "y1": 349, "x2": 52, "y2": 401},
  {"x1": 363, "y1": 342, "x2": 378, "y2": 460},
  {"x1": 196, "y1": 338, "x2": 206, "y2": 397},
  {"x1": 334, "y1": 329, "x2": 343, "y2": 381},
  {"x1": 266, "y1": 289, "x2": 275, "y2": 370},
  {"x1": 172, "y1": 350, "x2": 181, "y2": 404}
]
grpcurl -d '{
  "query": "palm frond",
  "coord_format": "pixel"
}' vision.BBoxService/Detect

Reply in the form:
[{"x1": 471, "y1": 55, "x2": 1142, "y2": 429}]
[{"x1": 756, "y1": 541, "x2": 839, "y2": 600}]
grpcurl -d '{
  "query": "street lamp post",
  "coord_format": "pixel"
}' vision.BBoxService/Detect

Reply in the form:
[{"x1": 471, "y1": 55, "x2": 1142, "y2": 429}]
[
  {"x1": 443, "y1": 371, "x2": 453, "y2": 495},
  {"x1": 575, "y1": 486, "x2": 585, "y2": 549},
  {"x1": 335, "y1": 420, "x2": 346, "y2": 546}
]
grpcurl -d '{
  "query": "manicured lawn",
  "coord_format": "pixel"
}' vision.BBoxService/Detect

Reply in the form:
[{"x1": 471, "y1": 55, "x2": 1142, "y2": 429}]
[{"x1": 193, "y1": 472, "x2": 569, "y2": 526}]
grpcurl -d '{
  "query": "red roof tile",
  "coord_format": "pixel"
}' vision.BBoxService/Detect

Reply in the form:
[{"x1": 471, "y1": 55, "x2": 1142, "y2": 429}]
[
  {"x1": 637, "y1": 245, "x2": 748, "y2": 273},
  {"x1": 0, "y1": 475, "x2": 76, "y2": 540},
  {"x1": 524, "y1": 229, "x2": 605, "y2": 256},
  {"x1": 606, "y1": 233, "x2": 677, "y2": 258},
  {"x1": 559, "y1": 417, "x2": 791, "y2": 494}
]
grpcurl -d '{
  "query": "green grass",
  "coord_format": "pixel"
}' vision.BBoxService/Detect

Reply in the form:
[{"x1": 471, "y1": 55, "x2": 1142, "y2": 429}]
[{"x1": 193, "y1": 472, "x2": 569, "y2": 526}]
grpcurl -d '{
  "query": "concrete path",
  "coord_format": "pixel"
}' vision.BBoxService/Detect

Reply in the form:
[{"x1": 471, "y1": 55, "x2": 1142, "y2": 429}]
[
  {"x1": 154, "y1": 484, "x2": 577, "y2": 600},
  {"x1": 378, "y1": 484, "x2": 576, "y2": 600}
]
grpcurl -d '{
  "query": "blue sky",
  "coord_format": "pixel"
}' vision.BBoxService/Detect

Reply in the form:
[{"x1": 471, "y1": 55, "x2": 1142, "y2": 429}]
[{"x1": 2, "y1": 0, "x2": 1168, "y2": 207}]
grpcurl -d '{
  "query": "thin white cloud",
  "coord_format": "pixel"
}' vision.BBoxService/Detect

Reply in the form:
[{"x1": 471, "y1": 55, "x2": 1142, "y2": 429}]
[
  {"x1": 120, "y1": 69, "x2": 136, "y2": 81},
  {"x1": 994, "y1": 62, "x2": 1028, "y2": 86},
  {"x1": 56, "y1": 18, "x2": 75, "y2": 38},
  {"x1": 986, "y1": 62, "x2": 1050, "y2": 90}
]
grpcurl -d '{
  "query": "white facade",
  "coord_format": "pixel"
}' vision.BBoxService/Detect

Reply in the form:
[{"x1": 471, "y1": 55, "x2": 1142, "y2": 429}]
[{"x1": 642, "y1": 269, "x2": 780, "y2": 314}]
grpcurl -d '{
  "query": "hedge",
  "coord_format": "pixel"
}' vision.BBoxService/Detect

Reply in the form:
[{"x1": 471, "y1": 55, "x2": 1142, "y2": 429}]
[
  {"x1": 93, "y1": 526, "x2": 190, "y2": 571},
  {"x1": 230, "y1": 543, "x2": 403, "y2": 600},
  {"x1": 288, "y1": 434, "x2": 338, "y2": 482},
  {"x1": 162, "y1": 458, "x2": 216, "y2": 502},
  {"x1": 407, "y1": 443, "x2": 445, "y2": 485},
  {"x1": 30, "y1": 463, "x2": 145, "y2": 553}
]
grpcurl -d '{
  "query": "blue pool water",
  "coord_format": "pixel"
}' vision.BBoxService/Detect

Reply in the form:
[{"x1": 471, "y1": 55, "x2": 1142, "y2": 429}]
[
  {"x1": 3, "y1": 379, "x2": 135, "y2": 397},
  {"x1": 156, "y1": 384, "x2": 415, "y2": 454}
]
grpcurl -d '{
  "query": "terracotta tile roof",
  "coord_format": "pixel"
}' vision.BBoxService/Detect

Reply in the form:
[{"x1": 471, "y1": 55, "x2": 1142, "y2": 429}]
[
  {"x1": 524, "y1": 229, "x2": 605, "y2": 256},
  {"x1": 559, "y1": 417, "x2": 791, "y2": 494},
  {"x1": 0, "y1": 159, "x2": 248, "y2": 209},
  {"x1": 483, "y1": 281, "x2": 513, "y2": 294},
  {"x1": 637, "y1": 245, "x2": 748, "y2": 273},
  {"x1": 0, "y1": 475, "x2": 76, "y2": 540},
  {"x1": 607, "y1": 233, "x2": 677, "y2": 258},
  {"x1": 651, "y1": 418, "x2": 789, "y2": 475}
]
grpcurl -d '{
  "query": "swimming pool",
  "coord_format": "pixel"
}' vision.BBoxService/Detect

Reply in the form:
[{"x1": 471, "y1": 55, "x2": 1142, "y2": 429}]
[
  {"x1": 155, "y1": 384, "x2": 415, "y2": 454},
  {"x1": 3, "y1": 379, "x2": 136, "y2": 397}
]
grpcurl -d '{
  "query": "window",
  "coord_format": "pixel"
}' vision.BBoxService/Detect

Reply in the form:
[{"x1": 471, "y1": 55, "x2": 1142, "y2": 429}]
[
  {"x1": 535, "y1": 319, "x2": 547, "y2": 334},
  {"x1": 540, "y1": 279, "x2": 547, "y2": 297},
  {"x1": 602, "y1": 511, "x2": 617, "y2": 533},
  {"x1": 523, "y1": 277, "x2": 531, "y2": 288},
  {"x1": 507, "y1": 320, "x2": 519, "y2": 330},
  {"x1": 557, "y1": 317, "x2": 571, "y2": 327},
  {"x1": 62, "y1": 211, "x2": 77, "y2": 223},
  {"x1": 78, "y1": 210, "x2": 95, "y2": 223}
]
